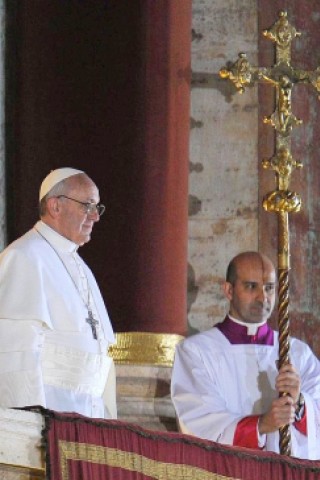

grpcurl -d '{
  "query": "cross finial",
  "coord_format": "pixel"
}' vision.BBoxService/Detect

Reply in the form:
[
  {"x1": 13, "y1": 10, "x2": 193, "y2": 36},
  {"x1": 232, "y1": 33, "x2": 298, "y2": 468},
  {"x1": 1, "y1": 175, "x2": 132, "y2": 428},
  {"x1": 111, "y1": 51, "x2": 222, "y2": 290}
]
[{"x1": 263, "y1": 10, "x2": 301, "y2": 63}]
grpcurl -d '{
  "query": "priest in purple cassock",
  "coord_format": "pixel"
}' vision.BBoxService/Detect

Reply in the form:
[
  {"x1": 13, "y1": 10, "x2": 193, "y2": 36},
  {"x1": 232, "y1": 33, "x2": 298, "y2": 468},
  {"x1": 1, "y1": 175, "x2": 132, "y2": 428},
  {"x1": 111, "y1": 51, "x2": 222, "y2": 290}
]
[{"x1": 171, "y1": 251, "x2": 320, "y2": 459}]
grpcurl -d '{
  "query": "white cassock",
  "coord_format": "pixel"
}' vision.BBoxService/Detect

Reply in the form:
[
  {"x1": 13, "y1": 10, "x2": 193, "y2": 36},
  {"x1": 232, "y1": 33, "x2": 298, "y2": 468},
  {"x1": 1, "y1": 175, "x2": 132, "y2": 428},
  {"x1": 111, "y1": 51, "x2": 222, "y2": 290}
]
[
  {"x1": 0, "y1": 220, "x2": 117, "y2": 419},
  {"x1": 171, "y1": 327, "x2": 320, "y2": 460}
]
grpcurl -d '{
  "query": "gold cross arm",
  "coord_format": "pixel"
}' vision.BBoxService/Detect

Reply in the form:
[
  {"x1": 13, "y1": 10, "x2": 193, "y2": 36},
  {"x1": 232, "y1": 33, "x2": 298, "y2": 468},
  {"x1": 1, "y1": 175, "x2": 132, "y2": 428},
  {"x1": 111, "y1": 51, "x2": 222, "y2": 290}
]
[{"x1": 219, "y1": 11, "x2": 320, "y2": 137}]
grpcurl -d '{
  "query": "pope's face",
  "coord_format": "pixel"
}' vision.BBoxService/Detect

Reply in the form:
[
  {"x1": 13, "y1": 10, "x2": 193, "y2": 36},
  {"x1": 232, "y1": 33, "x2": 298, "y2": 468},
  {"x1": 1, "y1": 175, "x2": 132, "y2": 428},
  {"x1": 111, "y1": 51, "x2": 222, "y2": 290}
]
[
  {"x1": 57, "y1": 177, "x2": 101, "y2": 246},
  {"x1": 224, "y1": 256, "x2": 276, "y2": 324}
]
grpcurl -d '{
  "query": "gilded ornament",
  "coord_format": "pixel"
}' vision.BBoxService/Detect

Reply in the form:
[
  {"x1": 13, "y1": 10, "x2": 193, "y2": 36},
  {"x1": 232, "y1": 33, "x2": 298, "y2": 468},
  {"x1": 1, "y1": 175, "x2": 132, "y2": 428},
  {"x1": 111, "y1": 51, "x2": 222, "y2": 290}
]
[{"x1": 108, "y1": 332, "x2": 184, "y2": 367}]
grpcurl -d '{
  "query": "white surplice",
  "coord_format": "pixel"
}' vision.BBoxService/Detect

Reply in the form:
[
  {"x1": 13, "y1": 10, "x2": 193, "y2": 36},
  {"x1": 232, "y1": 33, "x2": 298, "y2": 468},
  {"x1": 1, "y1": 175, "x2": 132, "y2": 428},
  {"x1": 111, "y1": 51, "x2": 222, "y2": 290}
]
[
  {"x1": 0, "y1": 221, "x2": 116, "y2": 419},
  {"x1": 171, "y1": 327, "x2": 320, "y2": 459}
]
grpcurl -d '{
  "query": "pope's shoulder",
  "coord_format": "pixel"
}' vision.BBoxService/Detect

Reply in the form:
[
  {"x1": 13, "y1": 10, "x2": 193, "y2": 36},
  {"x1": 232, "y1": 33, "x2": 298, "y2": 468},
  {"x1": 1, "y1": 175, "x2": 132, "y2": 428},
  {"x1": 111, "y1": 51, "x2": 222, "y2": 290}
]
[{"x1": 0, "y1": 228, "x2": 45, "y2": 260}]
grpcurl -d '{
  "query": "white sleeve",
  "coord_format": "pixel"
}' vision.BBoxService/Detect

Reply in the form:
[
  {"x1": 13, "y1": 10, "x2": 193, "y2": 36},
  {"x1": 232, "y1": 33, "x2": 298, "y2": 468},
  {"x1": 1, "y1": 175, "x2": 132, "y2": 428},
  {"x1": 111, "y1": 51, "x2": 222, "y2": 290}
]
[
  {"x1": 102, "y1": 357, "x2": 117, "y2": 419},
  {"x1": 171, "y1": 341, "x2": 241, "y2": 444},
  {"x1": 0, "y1": 319, "x2": 47, "y2": 408}
]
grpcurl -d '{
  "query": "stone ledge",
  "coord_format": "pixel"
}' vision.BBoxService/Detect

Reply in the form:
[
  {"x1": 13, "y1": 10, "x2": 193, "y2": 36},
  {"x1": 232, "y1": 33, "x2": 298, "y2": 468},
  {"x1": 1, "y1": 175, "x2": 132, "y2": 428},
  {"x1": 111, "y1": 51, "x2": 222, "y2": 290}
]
[{"x1": 0, "y1": 408, "x2": 43, "y2": 469}]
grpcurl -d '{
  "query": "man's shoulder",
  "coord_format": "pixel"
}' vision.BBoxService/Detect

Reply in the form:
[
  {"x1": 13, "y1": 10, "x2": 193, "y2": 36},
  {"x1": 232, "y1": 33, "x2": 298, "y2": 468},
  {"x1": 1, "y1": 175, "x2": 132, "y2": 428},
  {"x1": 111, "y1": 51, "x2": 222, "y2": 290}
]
[
  {"x1": 179, "y1": 326, "x2": 223, "y2": 349},
  {"x1": 290, "y1": 335, "x2": 314, "y2": 354},
  {"x1": 0, "y1": 228, "x2": 46, "y2": 262}
]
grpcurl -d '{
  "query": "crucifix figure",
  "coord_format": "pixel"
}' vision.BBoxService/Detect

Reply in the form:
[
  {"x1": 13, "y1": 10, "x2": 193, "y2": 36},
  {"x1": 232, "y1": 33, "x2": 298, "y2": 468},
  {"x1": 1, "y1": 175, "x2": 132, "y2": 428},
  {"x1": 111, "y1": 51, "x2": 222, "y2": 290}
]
[
  {"x1": 86, "y1": 310, "x2": 99, "y2": 340},
  {"x1": 220, "y1": 10, "x2": 320, "y2": 456}
]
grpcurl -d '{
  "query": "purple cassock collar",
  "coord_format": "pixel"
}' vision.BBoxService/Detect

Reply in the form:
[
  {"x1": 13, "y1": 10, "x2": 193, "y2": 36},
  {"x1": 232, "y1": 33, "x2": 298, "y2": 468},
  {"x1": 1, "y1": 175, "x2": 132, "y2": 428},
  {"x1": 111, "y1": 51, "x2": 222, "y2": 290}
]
[{"x1": 216, "y1": 316, "x2": 274, "y2": 345}]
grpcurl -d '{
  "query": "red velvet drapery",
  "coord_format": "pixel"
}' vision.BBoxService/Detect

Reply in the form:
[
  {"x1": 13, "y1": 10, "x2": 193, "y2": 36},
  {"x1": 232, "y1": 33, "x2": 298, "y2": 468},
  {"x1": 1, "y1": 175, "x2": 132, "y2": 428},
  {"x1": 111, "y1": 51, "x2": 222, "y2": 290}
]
[{"x1": 44, "y1": 410, "x2": 320, "y2": 480}]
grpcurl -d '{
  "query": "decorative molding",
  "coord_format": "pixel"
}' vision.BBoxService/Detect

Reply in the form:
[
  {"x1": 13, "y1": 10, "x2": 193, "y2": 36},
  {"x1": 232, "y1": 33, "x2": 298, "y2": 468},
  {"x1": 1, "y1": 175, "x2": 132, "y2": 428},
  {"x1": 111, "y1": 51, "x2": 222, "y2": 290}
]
[{"x1": 109, "y1": 332, "x2": 184, "y2": 367}]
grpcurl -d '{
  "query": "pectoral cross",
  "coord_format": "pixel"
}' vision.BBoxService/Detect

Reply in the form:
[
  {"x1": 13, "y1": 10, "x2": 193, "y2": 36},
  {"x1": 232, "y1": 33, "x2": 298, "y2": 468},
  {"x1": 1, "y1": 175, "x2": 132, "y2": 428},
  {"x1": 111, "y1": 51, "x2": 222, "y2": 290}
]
[
  {"x1": 86, "y1": 310, "x2": 98, "y2": 340},
  {"x1": 219, "y1": 11, "x2": 320, "y2": 456}
]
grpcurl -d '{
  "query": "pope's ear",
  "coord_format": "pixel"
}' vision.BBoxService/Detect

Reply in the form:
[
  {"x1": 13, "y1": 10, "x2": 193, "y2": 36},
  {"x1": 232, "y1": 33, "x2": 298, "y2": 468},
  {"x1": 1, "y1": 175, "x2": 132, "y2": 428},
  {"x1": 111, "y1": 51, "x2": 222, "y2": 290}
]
[
  {"x1": 46, "y1": 197, "x2": 60, "y2": 216},
  {"x1": 223, "y1": 281, "x2": 233, "y2": 301}
]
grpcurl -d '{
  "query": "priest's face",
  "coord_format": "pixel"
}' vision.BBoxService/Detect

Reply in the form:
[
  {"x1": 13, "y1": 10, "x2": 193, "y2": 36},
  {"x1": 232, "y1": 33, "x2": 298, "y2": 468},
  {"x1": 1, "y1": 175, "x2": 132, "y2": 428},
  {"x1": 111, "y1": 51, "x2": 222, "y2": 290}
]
[
  {"x1": 224, "y1": 254, "x2": 276, "y2": 324},
  {"x1": 56, "y1": 175, "x2": 101, "y2": 245}
]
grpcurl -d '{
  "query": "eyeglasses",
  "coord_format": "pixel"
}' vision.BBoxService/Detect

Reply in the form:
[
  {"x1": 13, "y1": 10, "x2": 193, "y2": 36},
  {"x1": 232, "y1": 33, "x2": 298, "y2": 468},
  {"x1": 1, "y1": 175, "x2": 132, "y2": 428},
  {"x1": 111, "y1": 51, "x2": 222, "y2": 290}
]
[{"x1": 57, "y1": 195, "x2": 106, "y2": 217}]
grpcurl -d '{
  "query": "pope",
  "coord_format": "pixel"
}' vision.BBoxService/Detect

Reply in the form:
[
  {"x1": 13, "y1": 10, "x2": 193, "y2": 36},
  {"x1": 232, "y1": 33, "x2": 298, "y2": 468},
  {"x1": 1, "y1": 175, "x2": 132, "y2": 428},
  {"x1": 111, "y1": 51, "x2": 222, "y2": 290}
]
[{"x1": 0, "y1": 167, "x2": 116, "y2": 419}]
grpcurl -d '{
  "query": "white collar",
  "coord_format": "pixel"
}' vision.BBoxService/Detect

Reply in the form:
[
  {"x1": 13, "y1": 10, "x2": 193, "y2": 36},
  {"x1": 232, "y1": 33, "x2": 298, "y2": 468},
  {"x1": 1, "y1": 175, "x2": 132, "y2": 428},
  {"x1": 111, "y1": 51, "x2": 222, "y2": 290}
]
[
  {"x1": 34, "y1": 220, "x2": 78, "y2": 254},
  {"x1": 228, "y1": 314, "x2": 267, "y2": 335}
]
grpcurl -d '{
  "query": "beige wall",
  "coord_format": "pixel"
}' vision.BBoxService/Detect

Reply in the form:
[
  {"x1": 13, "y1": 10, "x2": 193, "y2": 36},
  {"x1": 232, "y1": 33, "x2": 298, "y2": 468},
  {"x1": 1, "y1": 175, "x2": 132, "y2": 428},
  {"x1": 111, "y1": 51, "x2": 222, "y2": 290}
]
[{"x1": 188, "y1": 0, "x2": 259, "y2": 332}]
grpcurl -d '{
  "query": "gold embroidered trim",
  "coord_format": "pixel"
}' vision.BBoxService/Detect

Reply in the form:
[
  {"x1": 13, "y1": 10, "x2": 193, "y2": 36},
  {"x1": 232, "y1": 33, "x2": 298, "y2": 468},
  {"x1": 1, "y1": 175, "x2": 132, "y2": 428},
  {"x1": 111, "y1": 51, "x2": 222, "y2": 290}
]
[
  {"x1": 59, "y1": 440, "x2": 239, "y2": 480},
  {"x1": 108, "y1": 332, "x2": 184, "y2": 366},
  {"x1": 0, "y1": 463, "x2": 44, "y2": 479}
]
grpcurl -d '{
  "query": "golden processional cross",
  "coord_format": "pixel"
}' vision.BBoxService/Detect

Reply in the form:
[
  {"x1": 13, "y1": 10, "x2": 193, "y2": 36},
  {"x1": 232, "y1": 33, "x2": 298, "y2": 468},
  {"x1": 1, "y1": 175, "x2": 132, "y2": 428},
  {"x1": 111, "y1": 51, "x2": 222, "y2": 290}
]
[{"x1": 220, "y1": 11, "x2": 320, "y2": 456}]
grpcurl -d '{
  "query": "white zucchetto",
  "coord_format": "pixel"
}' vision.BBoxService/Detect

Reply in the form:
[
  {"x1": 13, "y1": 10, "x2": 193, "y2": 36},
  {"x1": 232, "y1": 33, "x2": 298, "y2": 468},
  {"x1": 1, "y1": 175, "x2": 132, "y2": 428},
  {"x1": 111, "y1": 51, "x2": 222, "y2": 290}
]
[{"x1": 39, "y1": 167, "x2": 84, "y2": 201}]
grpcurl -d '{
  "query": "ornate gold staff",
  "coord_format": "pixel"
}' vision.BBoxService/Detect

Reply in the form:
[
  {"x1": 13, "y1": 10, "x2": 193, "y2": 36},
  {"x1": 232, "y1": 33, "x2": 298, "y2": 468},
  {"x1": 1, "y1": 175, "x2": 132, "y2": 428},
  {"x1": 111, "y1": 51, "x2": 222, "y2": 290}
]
[{"x1": 220, "y1": 11, "x2": 320, "y2": 455}]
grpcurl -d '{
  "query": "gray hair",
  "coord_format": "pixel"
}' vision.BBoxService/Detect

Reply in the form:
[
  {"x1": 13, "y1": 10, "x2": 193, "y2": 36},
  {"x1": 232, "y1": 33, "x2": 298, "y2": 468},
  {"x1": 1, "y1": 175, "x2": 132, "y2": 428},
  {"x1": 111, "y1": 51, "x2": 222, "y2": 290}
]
[{"x1": 39, "y1": 178, "x2": 70, "y2": 217}]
